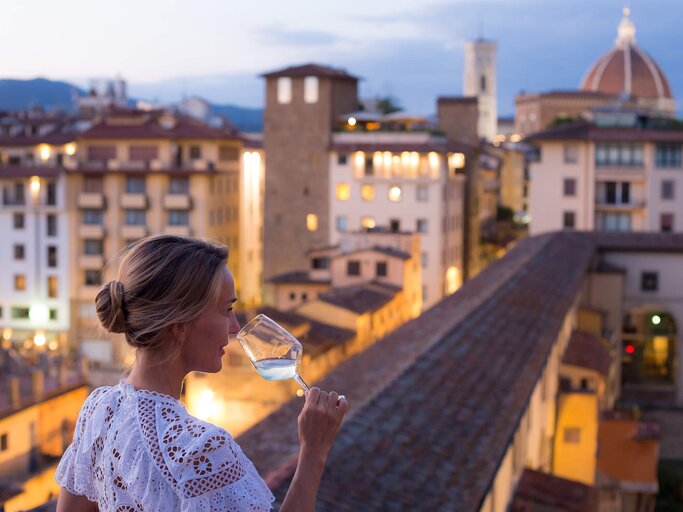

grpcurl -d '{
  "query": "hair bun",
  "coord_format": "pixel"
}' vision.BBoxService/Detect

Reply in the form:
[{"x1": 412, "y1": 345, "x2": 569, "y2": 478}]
[{"x1": 96, "y1": 280, "x2": 127, "y2": 333}]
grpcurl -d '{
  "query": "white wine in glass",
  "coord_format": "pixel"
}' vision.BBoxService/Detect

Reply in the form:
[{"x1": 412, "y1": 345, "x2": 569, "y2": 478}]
[{"x1": 237, "y1": 314, "x2": 310, "y2": 392}]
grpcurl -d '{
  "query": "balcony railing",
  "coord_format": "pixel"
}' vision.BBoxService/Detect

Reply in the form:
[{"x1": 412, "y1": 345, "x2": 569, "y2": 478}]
[
  {"x1": 79, "y1": 224, "x2": 106, "y2": 238},
  {"x1": 121, "y1": 225, "x2": 148, "y2": 240},
  {"x1": 77, "y1": 192, "x2": 106, "y2": 209},
  {"x1": 120, "y1": 193, "x2": 148, "y2": 209},
  {"x1": 595, "y1": 200, "x2": 646, "y2": 210},
  {"x1": 163, "y1": 194, "x2": 192, "y2": 210}
]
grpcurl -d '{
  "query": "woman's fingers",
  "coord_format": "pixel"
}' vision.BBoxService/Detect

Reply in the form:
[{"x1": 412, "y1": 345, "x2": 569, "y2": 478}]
[
  {"x1": 307, "y1": 387, "x2": 321, "y2": 406},
  {"x1": 327, "y1": 391, "x2": 339, "y2": 413}
]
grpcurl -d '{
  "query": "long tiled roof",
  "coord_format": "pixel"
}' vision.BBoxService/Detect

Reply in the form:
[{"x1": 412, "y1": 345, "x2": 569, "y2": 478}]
[
  {"x1": 317, "y1": 283, "x2": 398, "y2": 315},
  {"x1": 81, "y1": 115, "x2": 240, "y2": 140},
  {"x1": 509, "y1": 469, "x2": 596, "y2": 512},
  {"x1": 527, "y1": 120, "x2": 683, "y2": 142},
  {"x1": 236, "y1": 232, "x2": 683, "y2": 511}
]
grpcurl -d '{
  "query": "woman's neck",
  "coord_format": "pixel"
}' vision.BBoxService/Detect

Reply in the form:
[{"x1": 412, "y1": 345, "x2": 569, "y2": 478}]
[{"x1": 125, "y1": 349, "x2": 187, "y2": 400}]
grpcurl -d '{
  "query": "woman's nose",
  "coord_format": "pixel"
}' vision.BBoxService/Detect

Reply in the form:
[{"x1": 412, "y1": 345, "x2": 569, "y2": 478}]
[{"x1": 228, "y1": 312, "x2": 241, "y2": 335}]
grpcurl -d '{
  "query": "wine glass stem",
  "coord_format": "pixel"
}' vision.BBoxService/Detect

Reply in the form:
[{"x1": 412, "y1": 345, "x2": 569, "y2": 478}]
[{"x1": 294, "y1": 373, "x2": 310, "y2": 392}]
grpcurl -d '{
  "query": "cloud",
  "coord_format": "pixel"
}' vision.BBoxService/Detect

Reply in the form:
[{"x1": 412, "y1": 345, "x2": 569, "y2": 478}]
[{"x1": 255, "y1": 27, "x2": 341, "y2": 47}]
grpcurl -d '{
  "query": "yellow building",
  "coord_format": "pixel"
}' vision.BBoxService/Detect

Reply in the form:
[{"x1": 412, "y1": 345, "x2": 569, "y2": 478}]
[
  {"x1": 67, "y1": 110, "x2": 260, "y2": 367},
  {"x1": 0, "y1": 366, "x2": 88, "y2": 512}
]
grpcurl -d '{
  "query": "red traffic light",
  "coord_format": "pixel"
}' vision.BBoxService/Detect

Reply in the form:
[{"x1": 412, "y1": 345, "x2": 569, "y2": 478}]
[{"x1": 625, "y1": 344, "x2": 635, "y2": 354}]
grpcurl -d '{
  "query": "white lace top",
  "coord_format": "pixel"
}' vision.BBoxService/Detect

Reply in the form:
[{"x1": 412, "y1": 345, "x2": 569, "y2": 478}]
[{"x1": 55, "y1": 380, "x2": 274, "y2": 511}]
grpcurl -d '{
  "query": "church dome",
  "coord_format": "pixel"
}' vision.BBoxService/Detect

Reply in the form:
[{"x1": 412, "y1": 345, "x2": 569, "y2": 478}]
[{"x1": 580, "y1": 9, "x2": 674, "y2": 110}]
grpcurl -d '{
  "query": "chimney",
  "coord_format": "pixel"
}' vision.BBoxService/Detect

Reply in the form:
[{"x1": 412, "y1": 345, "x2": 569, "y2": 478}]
[
  {"x1": 9, "y1": 376, "x2": 20, "y2": 409},
  {"x1": 437, "y1": 97, "x2": 480, "y2": 145},
  {"x1": 31, "y1": 369, "x2": 45, "y2": 402}
]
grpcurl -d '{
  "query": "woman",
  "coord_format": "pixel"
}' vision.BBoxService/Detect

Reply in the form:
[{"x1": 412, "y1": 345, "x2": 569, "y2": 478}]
[{"x1": 55, "y1": 234, "x2": 348, "y2": 511}]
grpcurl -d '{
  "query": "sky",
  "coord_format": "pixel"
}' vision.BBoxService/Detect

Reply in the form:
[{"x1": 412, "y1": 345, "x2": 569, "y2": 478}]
[{"x1": 2, "y1": 0, "x2": 682, "y2": 116}]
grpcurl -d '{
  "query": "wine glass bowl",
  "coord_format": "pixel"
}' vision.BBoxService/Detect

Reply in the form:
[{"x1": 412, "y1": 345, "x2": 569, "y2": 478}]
[{"x1": 237, "y1": 314, "x2": 310, "y2": 391}]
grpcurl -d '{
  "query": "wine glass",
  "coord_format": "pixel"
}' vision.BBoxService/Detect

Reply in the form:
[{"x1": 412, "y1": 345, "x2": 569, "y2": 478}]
[{"x1": 237, "y1": 314, "x2": 311, "y2": 392}]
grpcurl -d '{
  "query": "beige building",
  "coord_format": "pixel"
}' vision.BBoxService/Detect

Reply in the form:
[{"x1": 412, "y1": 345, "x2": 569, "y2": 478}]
[{"x1": 68, "y1": 109, "x2": 256, "y2": 365}]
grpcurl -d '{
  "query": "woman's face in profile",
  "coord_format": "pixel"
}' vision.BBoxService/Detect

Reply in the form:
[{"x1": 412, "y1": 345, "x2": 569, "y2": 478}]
[{"x1": 181, "y1": 266, "x2": 240, "y2": 373}]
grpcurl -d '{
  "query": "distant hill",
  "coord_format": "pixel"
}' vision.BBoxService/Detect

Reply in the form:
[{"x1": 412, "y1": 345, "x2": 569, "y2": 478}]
[
  {"x1": 0, "y1": 78, "x2": 85, "y2": 112},
  {"x1": 0, "y1": 78, "x2": 263, "y2": 132}
]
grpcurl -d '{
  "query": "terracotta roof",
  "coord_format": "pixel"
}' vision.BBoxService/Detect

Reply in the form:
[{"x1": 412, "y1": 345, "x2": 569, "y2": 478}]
[
  {"x1": 318, "y1": 283, "x2": 397, "y2": 314},
  {"x1": 341, "y1": 246, "x2": 411, "y2": 261},
  {"x1": 330, "y1": 138, "x2": 476, "y2": 154},
  {"x1": 527, "y1": 120, "x2": 683, "y2": 142},
  {"x1": 262, "y1": 63, "x2": 359, "y2": 81},
  {"x1": 236, "y1": 232, "x2": 679, "y2": 510},
  {"x1": 0, "y1": 133, "x2": 76, "y2": 146},
  {"x1": 562, "y1": 330, "x2": 612, "y2": 375},
  {"x1": 268, "y1": 271, "x2": 331, "y2": 285},
  {"x1": 509, "y1": 469, "x2": 596, "y2": 512},
  {"x1": 81, "y1": 115, "x2": 240, "y2": 141},
  {"x1": 254, "y1": 307, "x2": 309, "y2": 329}
]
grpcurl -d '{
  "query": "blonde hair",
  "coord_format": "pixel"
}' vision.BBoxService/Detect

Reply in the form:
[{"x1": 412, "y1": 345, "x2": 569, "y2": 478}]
[{"x1": 96, "y1": 235, "x2": 229, "y2": 355}]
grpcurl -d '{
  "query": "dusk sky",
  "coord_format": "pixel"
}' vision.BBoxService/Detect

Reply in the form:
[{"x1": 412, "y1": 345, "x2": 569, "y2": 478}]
[{"x1": 3, "y1": 0, "x2": 682, "y2": 116}]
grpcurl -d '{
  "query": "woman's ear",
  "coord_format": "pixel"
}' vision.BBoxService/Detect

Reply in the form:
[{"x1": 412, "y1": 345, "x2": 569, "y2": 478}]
[{"x1": 170, "y1": 323, "x2": 188, "y2": 345}]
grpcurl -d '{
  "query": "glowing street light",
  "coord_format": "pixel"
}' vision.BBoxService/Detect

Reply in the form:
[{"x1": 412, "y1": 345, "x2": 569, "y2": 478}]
[
  {"x1": 347, "y1": 117, "x2": 357, "y2": 127},
  {"x1": 34, "y1": 331, "x2": 47, "y2": 347},
  {"x1": 652, "y1": 315, "x2": 662, "y2": 326},
  {"x1": 29, "y1": 304, "x2": 49, "y2": 324}
]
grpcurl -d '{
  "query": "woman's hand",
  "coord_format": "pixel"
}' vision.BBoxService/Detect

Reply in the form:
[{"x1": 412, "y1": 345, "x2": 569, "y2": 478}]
[{"x1": 297, "y1": 387, "x2": 349, "y2": 458}]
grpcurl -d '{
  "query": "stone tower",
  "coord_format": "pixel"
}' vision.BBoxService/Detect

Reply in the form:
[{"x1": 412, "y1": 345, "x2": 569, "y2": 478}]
[
  {"x1": 464, "y1": 39, "x2": 497, "y2": 142},
  {"x1": 262, "y1": 64, "x2": 358, "y2": 279}
]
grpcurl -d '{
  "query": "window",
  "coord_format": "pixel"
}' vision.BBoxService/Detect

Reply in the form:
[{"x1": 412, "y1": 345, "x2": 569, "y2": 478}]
[
  {"x1": 563, "y1": 178, "x2": 576, "y2": 197},
  {"x1": 361, "y1": 184, "x2": 375, "y2": 201},
  {"x1": 563, "y1": 211, "x2": 575, "y2": 229},
  {"x1": 49, "y1": 308, "x2": 58, "y2": 321},
  {"x1": 83, "y1": 175, "x2": 103, "y2": 193},
  {"x1": 364, "y1": 157, "x2": 374, "y2": 176},
  {"x1": 563, "y1": 144, "x2": 578, "y2": 164},
  {"x1": 661, "y1": 213, "x2": 674, "y2": 233},
  {"x1": 303, "y1": 76, "x2": 319, "y2": 103},
  {"x1": 13, "y1": 212, "x2": 25, "y2": 229},
  {"x1": 336, "y1": 216, "x2": 347, "y2": 232},
  {"x1": 82, "y1": 209, "x2": 103, "y2": 225},
  {"x1": 47, "y1": 214, "x2": 57, "y2": 236},
  {"x1": 337, "y1": 153, "x2": 348, "y2": 165},
  {"x1": 336, "y1": 183, "x2": 350, "y2": 201},
  {"x1": 129, "y1": 145, "x2": 158, "y2": 162},
  {"x1": 301, "y1": 292, "x2": 308, "y2": 301},
  {"x1": 595, "y1": 143, "x2": 643, "y2": 166},
  {"x1": 13, "y1": 182, "x2": 25, "y2": 204},
  {"x1": 189, "y1": 146, "x2": 202, "y2": 160},
  {"x1": 390, "y1": 219, "x2": 401, "y2": 232},
  {"x1": 416, "y1": 185, "x2": 428, "y2": 202},
  {"x1": 289, "y1": 292, "x2": 296, "y2": 301},
  {"x1": 376, "y1": 262, "x2": 388, "y2": 277},
  {"x1": 48, "y1": 276, "x2": 58, "y2": 298},
  {"x1": 361, "y1": 217, "x2": 376, "y2": 230},
  {"x1": 84, "y1": 270, "x2": 103, "y2": 286},
  {"x1": 306, "y1": 213, "x2": 318, "y2": 232},
  {"x1": 641, "y1": 271, "x2": 658, "y2": 292},
  {"x1": 347, "y1": 260, "x2": 361, "y2": 276},
  {"x1": 600, "y1": 212, "x2": 631, "y2": 231},
  {"x1": 388, "y1": 185, "x2": 402, "y2": 202},
  {"x1": 421, "y1": 252, "x2": 428, "y2": 268},
  {"x1": 655, "y1": 143, "x2": 682, "y2": 168},
  {"x1": 219, "y1": 145, "x2": 239, "y2": 162},
  {"x1": 480, "y1": 75, "x2": 486, "y2": 93},
  {"x1": 169, "y1": 177, "x2": 189, "y2": 194},
  {"x1": 12, "y1": 307, "x2": 30, "y2": 319},
  {"x1": 621, "y1": 182, "x2": 631, "y2": 204},
  {"x1": 87, "y1": 145, "x2": 115, "y2": 162},
  {"x1": 14, "y1": 275, "x2": 26, "y2": 291},
  {"x1": 126, "y1": 177, "x2": 146, "y2": 194},
  {"x1": 168, "y1": 210, "x2": 189, "y2": 226},
  {"x1": 125, "y1": 209, "x2": 146, "y2": 226},
  {"x1": 84, "y1": 239, "x2": 104, "y2": 255},
  {"x1": 277, "y1": 77, "x2": 292, "y2": 104},
  {"x1": 312, "y1": 257, "x2": 329, "y2": 270},
  {"x1": 47, "y1": 246, "x2": 57, "y2": 268},
  {"x1": 14, "y1": 244, "x2": 24, "y2": 260},
  {"x1": 416, "y1": 219, "x2": 428, "y2": 233},
  {"x1": 563, "y1": 427, "x2": 581, "y2": 444},
  {"x1": 46, "y1": 181, "x2": 57, "y2": 206},
  {"x1": 0, "y1": 433, "x2": 6, "y2": 452},
  {"x1": 662, "y1": 180, "x2": 675, "y2": 200}
]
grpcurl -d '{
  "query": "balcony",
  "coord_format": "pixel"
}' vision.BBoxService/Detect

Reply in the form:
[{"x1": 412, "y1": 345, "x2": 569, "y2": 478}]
[
  {"x1": 79, "y1": 224, "x2": 105, "y2": 238},
  {"x1": 120, "y1": 193, "x2": 148, "y2": 209},
  {"x1": 77, "y1": 192, "x2": 106, "y2": 209},
  {"x1": 164, "y1": 225, "x2": 192, "y2": 236},
  {"x1": 595, "y1": 165, "x2": 645, "y2": 182},
  {"x1": 163, "y1": 194, "x2": 192, "y2": 210},
  {"x1": 595, "y1": 200, "x2": 646, "y2": 211},
  {"x1": 121, "y1": 225, "x2": 148, "y2": 239},
  {"x1": 80, "y1": 254, "x2": 105, "y2": 269}
]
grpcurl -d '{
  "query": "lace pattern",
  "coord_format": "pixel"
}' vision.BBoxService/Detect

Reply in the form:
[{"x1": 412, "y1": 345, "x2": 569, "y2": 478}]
[{"x1": 55, "y1": 381, "x2": 274, "y2": 511}]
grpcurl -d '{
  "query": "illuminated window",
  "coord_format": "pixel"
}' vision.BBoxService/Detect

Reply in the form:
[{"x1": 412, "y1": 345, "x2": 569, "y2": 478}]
[
  {"x1": 388, "y1": 185, "x2": 402, "y2": 202},
  {"x1": 277, "y1": 77, "x2": 292, "y2": 104},
  {"x1": 14, "y1": 275, "x2": 26, "y2": 291},
  {"x1": 361, "y1": 217, "x2": 376, "y2": 230},
  {"x1": 48, "y1": 277, "x2": 58, "y2": 298},
  {"x1": 361, "y1": 184, "x2": 375, "y2": 201},
  {"x1": 306, "y1": 213, "x2": 318, "y2": 232},
  {"x1": 336, "y1": 183, "x2": 350, "y2": 201},
  {"x1": 304, "y1": 76, "x2": 318, "y2": 104}
]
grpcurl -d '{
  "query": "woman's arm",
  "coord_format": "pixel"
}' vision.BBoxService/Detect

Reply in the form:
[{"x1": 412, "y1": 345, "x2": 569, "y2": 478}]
[
  {"x1": 56, "y1": 488, "x2": 98, "y2": 512},
  {"x1": 279, "y1": 387, "x2": 348, "y2": 512}
]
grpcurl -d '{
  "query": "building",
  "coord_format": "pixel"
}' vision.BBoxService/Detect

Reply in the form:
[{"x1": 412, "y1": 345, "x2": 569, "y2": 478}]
[
  {"x1": 464, "y1": 39, "x2": 498, "y2": 142},
  {"x1": 262, "y1": 64, "x2": 359, "y2": 279},
  {"x1": 528, "y1": 108, "x2": 683, "y2": 235},
  {"x1": 236, "y1": 231, "x2": 676, "y2": 511},
  {"x1": 515, "y1": 9, "x2": 675, "y2": 137},
  {"x1": 0, "y1": 113, "x2": 79, "y2": 353}
]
